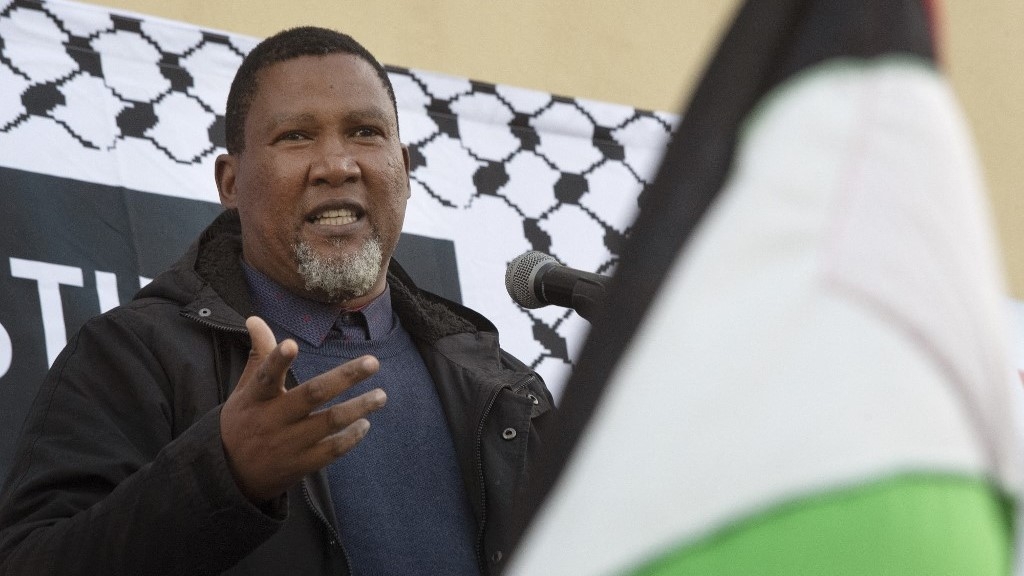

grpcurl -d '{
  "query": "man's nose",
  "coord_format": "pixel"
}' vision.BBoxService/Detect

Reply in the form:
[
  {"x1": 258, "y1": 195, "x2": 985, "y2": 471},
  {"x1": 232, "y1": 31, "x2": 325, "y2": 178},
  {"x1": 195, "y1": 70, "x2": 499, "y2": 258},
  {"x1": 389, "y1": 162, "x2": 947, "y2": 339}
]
[{"x1": 310, "y1": 141, "x2": 360, "y2": 186}]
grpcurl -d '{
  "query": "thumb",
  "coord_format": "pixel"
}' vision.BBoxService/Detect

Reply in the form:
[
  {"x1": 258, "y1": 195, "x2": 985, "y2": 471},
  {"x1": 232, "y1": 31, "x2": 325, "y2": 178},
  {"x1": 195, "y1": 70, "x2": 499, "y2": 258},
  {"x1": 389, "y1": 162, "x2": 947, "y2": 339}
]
[
  {"x1": 246, "y1": 316, "x2": 277, "y2": 357},
  {"x1": 234, "y1": 316, "x2": 295, "y2": 400}
]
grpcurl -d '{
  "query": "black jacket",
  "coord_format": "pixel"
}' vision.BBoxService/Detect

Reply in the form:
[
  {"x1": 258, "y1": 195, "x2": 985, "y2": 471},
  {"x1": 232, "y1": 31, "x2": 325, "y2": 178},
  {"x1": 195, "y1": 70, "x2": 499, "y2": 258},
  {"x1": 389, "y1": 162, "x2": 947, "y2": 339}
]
[{"x1": 0, "y1": 211, "x2": 554, "y2": 575}]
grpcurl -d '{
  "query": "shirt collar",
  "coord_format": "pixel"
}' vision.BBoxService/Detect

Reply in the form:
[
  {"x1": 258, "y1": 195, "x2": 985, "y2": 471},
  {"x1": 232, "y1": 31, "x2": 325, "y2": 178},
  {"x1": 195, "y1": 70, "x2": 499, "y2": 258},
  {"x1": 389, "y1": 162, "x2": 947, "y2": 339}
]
[{"x1": 242, "y1": 260, "x2": 394, "y2": 346}]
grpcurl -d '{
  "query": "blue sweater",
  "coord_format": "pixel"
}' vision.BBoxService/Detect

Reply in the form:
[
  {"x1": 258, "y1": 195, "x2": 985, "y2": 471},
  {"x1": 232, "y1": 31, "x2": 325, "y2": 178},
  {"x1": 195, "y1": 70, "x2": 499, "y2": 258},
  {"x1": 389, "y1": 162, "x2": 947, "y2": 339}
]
[
  {"x1": 292, "y1": 320, "x2": 480, "y2": 575},
  {"x1": 243, "y1": 265, "x2": 479, "y2": 575}
]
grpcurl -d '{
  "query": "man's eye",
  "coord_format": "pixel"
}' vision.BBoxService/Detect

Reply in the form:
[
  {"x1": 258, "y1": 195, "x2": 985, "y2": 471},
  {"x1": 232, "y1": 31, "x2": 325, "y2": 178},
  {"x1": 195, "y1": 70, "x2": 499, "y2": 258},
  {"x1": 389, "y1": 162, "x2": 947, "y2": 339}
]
[
  {"x1": 354, "y1": 127, "x2": 382, "y2": 138},
  {"x1": 279, "y1": 131, "x2": 308, "y2": 141}
]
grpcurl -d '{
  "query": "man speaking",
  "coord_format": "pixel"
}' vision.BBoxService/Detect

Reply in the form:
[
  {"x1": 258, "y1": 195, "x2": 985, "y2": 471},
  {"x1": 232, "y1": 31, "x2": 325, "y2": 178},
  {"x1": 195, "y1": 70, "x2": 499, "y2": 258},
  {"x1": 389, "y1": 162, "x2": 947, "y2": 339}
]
[{"x1": 0, "y1": 26, "x2": 553, "y2": 576}]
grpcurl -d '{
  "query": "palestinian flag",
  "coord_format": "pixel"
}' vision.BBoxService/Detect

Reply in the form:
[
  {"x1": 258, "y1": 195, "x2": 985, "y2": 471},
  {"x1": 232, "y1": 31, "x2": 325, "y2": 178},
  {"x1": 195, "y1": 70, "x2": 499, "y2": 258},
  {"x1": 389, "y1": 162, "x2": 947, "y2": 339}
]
[{"x1": 505, "y1": 1, "x2": 1022, "y2": 574}]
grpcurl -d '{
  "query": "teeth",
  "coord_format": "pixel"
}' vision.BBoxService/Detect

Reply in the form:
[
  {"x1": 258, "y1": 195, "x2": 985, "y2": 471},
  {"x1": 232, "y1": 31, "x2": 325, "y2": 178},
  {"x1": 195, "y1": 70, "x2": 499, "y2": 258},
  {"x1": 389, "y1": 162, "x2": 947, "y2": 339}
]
[{"x1": 313, "y1": 208, "x2": 356, "y2": 225}]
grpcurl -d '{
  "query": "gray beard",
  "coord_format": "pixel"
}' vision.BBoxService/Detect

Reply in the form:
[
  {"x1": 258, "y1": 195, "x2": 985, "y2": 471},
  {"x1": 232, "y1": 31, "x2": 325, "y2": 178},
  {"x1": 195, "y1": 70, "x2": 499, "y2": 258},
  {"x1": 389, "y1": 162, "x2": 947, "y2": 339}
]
[{"x1": 293, "y1": 236, "x2": 383, "y2": 302}]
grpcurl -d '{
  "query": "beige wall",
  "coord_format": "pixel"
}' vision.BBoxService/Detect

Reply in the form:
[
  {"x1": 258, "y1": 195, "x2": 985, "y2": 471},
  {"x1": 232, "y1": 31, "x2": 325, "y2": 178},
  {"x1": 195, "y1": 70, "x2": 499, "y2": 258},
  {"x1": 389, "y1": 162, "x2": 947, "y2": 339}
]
[{"x1": 77, "y1": 0, "x2": 1024, "y2": 298}]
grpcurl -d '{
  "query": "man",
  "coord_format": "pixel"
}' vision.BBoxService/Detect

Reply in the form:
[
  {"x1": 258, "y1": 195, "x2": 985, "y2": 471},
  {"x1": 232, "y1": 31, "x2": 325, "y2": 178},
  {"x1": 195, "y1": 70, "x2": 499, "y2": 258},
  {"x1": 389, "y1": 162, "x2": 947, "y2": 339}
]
[{"x1": 0, "y1": 27, "x2": 553, "y2": 575}]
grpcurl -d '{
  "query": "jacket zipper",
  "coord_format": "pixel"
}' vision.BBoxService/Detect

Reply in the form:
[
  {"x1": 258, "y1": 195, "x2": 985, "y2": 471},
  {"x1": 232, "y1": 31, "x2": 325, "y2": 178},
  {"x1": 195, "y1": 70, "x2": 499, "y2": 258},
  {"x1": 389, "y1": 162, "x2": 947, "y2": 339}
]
[
  {"x1": 473, "y1": 373, "x2": 538, "y2": 569},
  {"x1": 512, "y1": 374, "x2": 537, "y2": 395},
  {"x1": 181, "y1": 311, "x2": 247, "y2": 402},
  {"x1": 302, "y1": 478, "x2": 352, "y2": 571},
  {"x1": 182, "y1": 312, "x2": 249, "y2": 336}
]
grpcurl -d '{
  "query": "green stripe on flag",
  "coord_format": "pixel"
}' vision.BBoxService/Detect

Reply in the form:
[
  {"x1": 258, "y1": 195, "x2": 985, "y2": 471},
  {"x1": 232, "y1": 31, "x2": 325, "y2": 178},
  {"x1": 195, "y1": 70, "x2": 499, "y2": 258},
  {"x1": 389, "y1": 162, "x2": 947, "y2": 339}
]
[{"x1": 629, "y1": 474, "x2": 1015, "y2": 576}]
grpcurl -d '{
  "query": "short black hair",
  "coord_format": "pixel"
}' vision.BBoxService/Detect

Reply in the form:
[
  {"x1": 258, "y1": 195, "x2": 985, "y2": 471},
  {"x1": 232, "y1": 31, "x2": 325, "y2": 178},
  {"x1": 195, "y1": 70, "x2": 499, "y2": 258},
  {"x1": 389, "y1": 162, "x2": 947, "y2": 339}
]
[{"x1": 224, "y1": 26, "x2": 398, "y2": 154}]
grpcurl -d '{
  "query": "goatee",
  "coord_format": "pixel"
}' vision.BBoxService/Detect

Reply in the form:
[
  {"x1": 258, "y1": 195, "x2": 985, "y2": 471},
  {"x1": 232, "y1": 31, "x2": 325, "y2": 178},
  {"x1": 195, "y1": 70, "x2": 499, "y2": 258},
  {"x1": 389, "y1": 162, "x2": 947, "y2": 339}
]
[{"x1": 293, "y1": 236, "x2": 383, "y2": 303}]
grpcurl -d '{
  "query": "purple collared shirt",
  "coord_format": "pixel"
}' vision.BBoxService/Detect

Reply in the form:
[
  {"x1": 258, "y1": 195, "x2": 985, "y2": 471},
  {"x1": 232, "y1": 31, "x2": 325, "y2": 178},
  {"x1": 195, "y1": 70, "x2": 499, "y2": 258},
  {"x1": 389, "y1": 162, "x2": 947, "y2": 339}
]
[{"x1": 241, "y1": 261, "x2": 395, "y2": 346}]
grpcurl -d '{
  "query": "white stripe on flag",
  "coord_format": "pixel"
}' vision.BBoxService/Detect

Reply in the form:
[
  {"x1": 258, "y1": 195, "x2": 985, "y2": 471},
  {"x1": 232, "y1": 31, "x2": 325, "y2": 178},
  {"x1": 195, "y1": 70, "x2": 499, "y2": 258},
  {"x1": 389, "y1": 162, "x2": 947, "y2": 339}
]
[{"x1": 507, "y1": 58, "x2": 1022, "y2": 576}]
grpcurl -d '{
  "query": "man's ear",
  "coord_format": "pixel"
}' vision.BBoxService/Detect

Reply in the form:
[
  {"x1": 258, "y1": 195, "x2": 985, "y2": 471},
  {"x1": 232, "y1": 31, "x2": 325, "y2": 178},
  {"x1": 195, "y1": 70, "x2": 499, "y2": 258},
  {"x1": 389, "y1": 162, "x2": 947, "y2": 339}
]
[
  {"x1": 215, "y1": 153, "x2": 238, "y2": 208},
  {"x1": 401, "y1": 145, "x2": 411, "y2": 199}
]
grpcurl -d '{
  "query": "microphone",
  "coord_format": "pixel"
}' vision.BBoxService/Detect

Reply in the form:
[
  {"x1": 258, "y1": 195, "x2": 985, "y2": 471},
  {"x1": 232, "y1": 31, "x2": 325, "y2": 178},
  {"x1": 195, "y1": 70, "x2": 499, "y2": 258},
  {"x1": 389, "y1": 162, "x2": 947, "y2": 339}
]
[{"x1": 505, "y1": 250, "x2": 609, "y2": 323}]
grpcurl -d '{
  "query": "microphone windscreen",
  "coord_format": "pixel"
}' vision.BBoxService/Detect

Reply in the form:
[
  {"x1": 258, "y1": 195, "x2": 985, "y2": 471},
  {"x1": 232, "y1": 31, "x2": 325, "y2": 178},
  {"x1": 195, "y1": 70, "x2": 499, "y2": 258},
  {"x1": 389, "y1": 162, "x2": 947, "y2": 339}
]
[{"x1": 505, "y1": 250, "x2": 558, "y2": 309}]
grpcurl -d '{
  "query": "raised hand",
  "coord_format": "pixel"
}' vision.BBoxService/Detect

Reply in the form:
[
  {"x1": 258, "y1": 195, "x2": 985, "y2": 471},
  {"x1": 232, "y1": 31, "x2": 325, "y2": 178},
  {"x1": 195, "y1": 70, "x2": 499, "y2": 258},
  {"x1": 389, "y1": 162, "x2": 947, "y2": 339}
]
[{"x1": 220, "y1": 316, "x2": 387, "y2": 502}]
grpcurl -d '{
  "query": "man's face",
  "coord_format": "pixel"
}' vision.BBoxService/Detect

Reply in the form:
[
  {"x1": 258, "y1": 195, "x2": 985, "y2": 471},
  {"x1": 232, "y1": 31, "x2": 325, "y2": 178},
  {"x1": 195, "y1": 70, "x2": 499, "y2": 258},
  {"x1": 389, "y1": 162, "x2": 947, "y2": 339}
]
[{"x1": 216, "y1": 53, "x2": 410, "y2": 308}]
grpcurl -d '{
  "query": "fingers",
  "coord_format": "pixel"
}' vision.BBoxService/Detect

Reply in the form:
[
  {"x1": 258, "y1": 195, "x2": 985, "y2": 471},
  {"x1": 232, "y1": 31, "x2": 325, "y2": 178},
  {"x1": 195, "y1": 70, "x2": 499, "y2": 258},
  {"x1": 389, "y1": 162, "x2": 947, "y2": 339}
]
[
  {"x1": 294, "y1": 389, "x2": 386, "y2": 470},
  {"x1": 306, "y1": 387, "x2": 387, "y2": 442},
  {"x1": 316, "y1": 418, "x2": 372, "y2": 459},
  {"x1": 281, "y1": 355, "x2": 381, "y2": 421},
  {"x1": 262, "y1": 417, "x2": 373, "y2": 498}
]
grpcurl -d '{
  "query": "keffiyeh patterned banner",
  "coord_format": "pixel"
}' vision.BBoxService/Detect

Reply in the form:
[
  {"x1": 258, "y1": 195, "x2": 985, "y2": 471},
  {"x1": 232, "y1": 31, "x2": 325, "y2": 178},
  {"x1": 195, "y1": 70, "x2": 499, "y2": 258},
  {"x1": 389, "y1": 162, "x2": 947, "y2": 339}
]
[{"x1": 0, "y1": 0, "x2": 672, "y2": 478}]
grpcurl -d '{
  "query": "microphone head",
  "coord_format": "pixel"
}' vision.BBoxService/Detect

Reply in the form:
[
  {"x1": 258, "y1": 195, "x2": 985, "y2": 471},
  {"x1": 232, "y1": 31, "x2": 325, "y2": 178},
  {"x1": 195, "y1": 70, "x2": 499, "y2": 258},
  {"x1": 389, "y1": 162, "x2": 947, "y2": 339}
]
[{"x1": 505, "y1": 250, "x2": 559, "y2": 309}]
